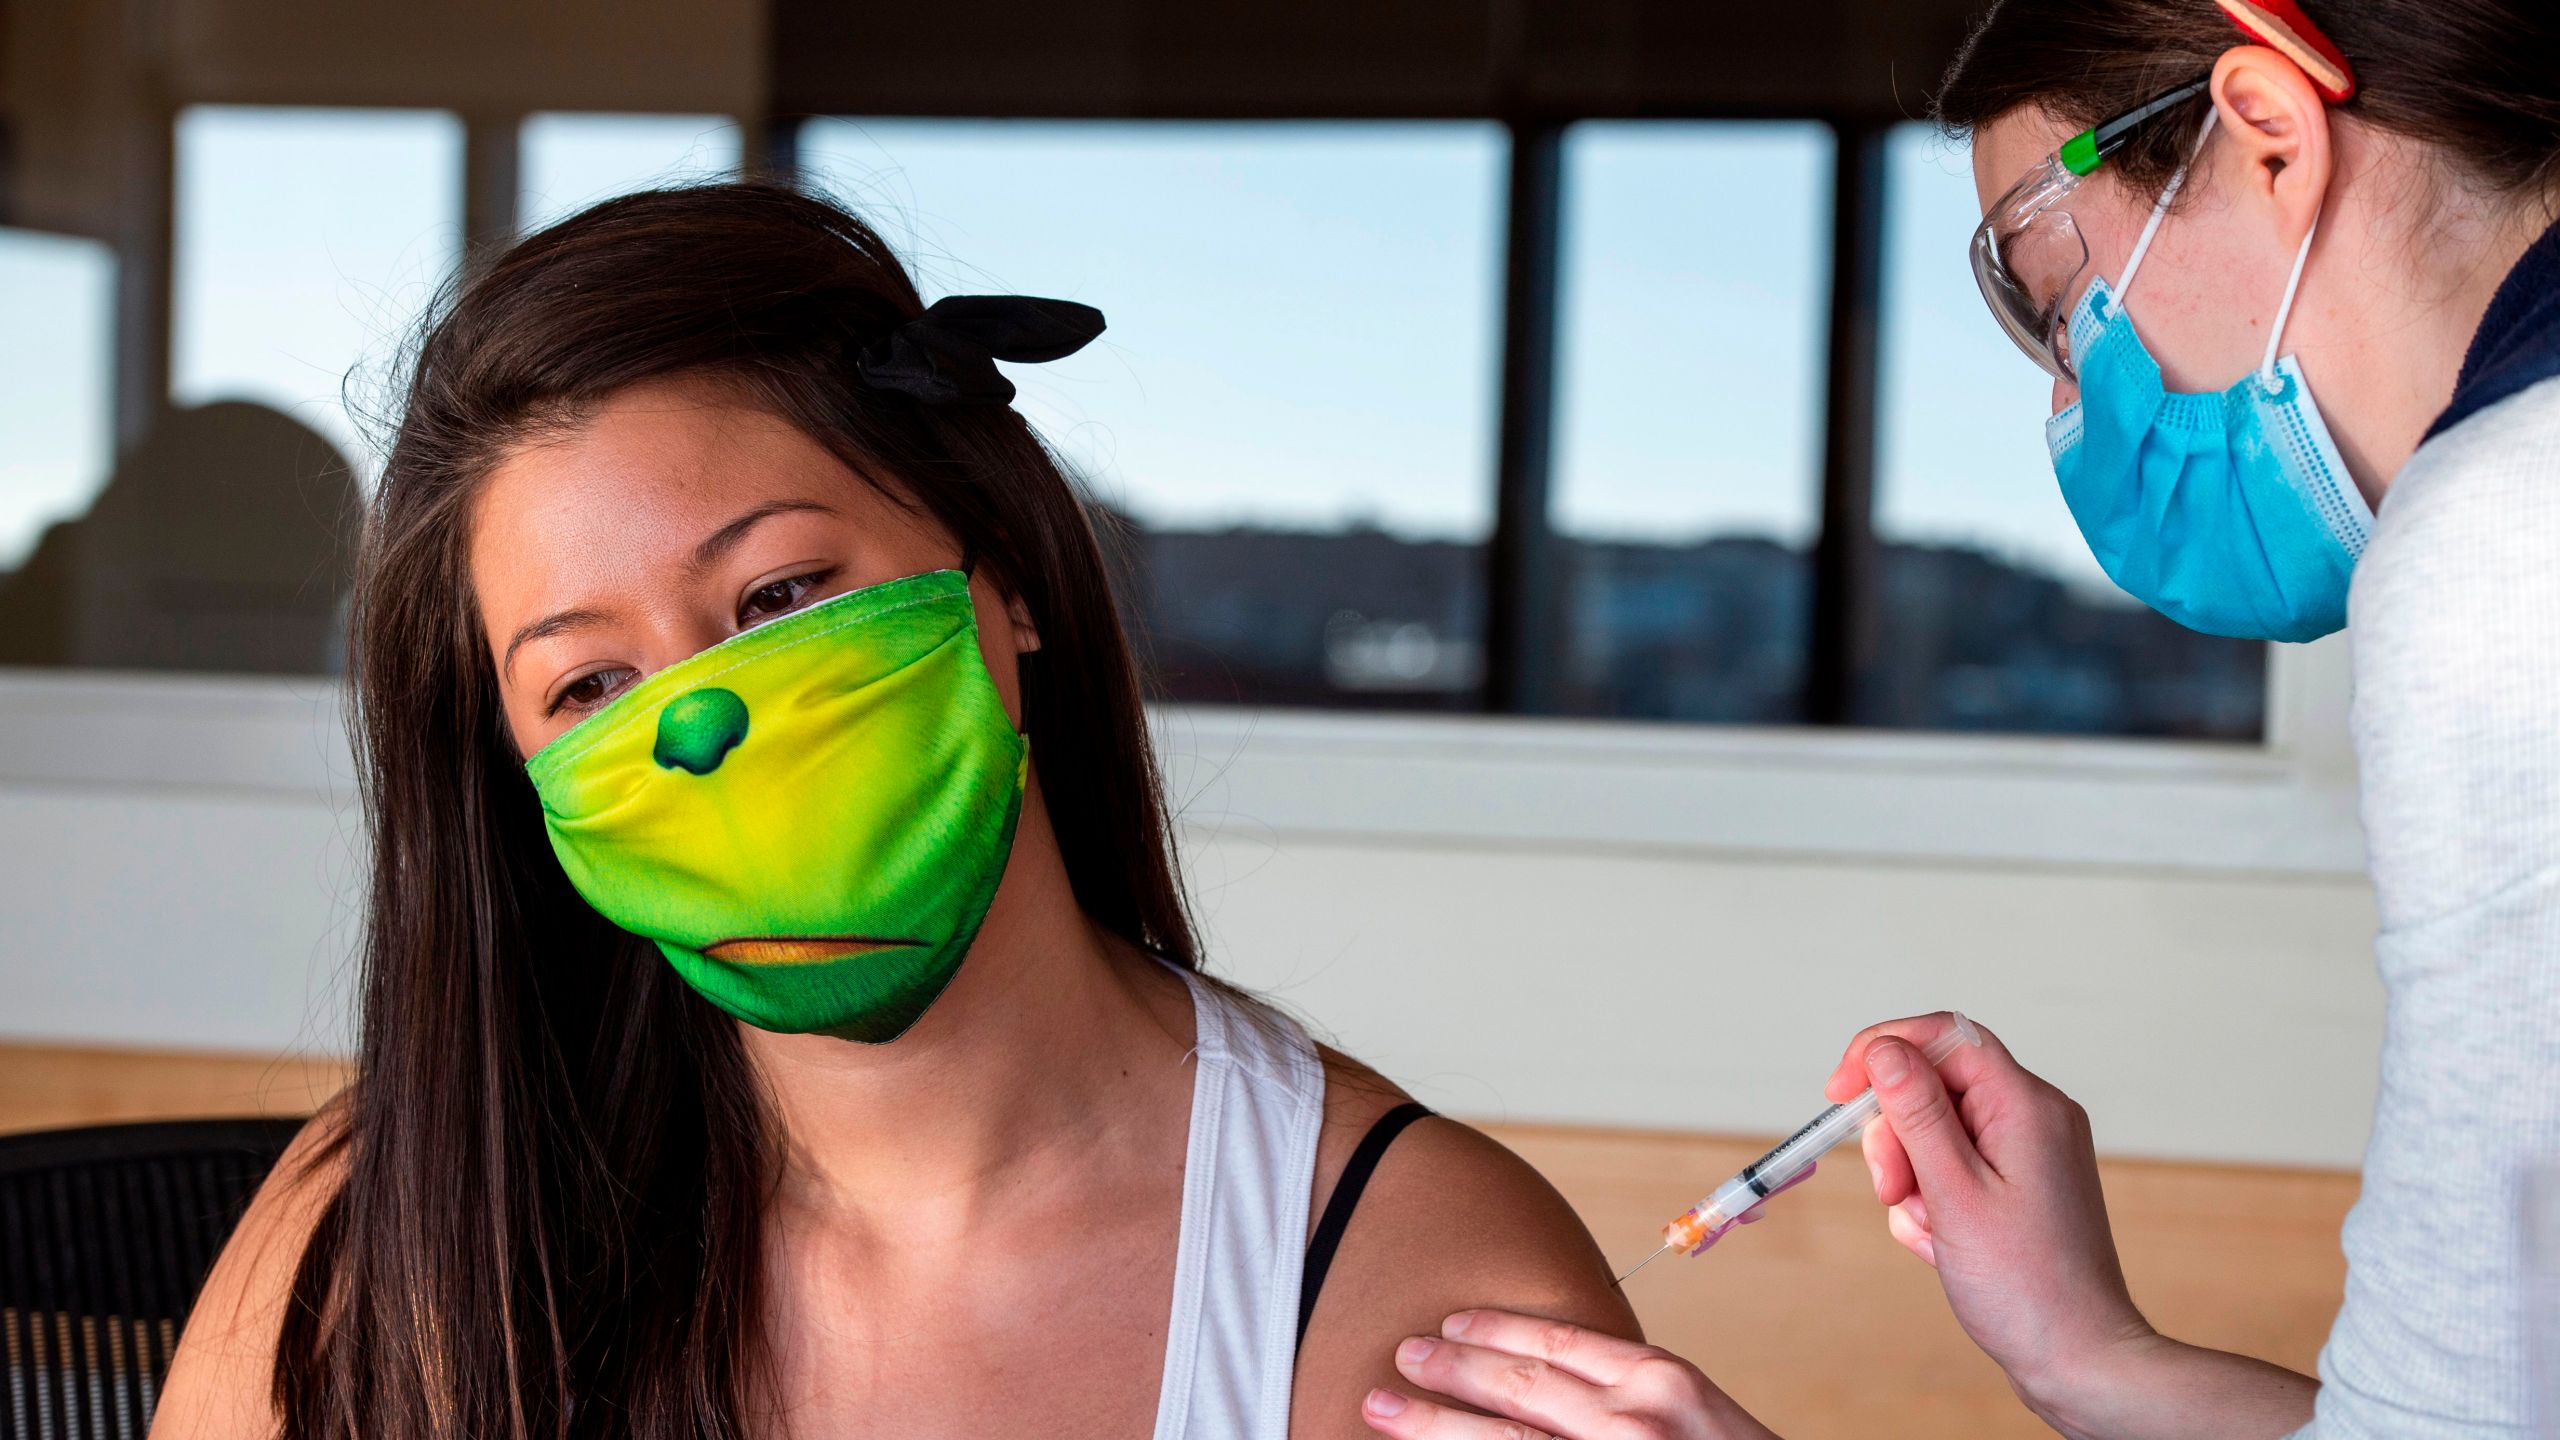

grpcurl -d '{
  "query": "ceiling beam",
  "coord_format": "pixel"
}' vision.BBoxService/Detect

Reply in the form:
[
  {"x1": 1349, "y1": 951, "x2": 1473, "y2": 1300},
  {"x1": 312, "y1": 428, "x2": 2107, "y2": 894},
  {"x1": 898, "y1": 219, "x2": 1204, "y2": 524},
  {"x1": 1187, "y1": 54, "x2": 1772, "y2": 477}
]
[{"x1": 770, "y1": 0, "x2": 1981, "y2": 124}]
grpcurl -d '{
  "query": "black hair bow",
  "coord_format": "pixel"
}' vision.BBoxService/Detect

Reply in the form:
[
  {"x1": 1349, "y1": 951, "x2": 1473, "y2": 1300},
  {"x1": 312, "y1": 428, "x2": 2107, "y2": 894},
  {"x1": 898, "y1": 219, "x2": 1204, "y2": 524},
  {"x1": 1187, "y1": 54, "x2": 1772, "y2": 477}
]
[{"x1": 856, "y1": 294, "x2": 1106, "y2": 405}]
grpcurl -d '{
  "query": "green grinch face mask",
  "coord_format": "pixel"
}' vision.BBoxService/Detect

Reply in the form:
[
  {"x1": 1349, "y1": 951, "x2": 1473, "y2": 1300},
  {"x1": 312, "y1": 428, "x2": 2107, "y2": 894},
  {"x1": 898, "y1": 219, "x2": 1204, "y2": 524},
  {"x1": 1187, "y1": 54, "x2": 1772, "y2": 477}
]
[{"x1": 524, "y1": 569, "x2": 1027, "y2": 1041}]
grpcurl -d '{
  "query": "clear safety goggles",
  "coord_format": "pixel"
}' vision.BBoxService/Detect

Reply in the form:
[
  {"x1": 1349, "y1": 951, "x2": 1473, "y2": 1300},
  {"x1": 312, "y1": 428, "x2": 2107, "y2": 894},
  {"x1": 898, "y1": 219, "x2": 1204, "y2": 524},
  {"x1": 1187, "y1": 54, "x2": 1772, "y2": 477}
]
[{"x1": 1970, "y1": 79, "x2": 2209, "y2": 381}]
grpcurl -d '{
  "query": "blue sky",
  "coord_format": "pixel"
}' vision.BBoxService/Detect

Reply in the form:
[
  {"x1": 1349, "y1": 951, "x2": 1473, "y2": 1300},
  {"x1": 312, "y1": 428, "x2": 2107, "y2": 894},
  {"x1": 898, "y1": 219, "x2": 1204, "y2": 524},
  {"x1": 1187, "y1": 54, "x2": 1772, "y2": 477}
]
[
  {"x1": 800, "y1": 119, "x2": 1506, "y2": 538},
  {"x1": 518, "y1": 112, "x2": 743, "y2": 234},
  {"x1": 0, "y1": 107, "x2": 2109, "y2": 591},
  {"x1": 1877, "y1": 125, "x2": 2108, "y2": 590},
  {"x1": 1552, "y1": 122, "x2": 1829, "y2": 547}
]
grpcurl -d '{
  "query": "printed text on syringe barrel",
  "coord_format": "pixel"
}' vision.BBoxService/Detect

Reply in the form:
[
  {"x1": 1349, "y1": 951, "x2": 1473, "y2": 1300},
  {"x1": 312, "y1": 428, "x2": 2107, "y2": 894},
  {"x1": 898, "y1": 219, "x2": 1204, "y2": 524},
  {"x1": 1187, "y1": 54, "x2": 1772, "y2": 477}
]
[{"x1": 1740, "y1": 1102, "x2": 1848, "y2": 1196}]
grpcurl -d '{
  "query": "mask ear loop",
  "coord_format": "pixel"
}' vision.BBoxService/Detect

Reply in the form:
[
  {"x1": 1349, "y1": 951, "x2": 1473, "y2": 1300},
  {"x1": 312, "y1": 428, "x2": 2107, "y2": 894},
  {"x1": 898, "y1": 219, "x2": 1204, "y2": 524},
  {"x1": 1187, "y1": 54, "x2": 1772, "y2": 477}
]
[
  {"x1": 2114, "y1": 109, "x2": 2222, "y2": 305},
  {"x1": 2259, "y1": 209, "x2": 2322, "y2": 391}
]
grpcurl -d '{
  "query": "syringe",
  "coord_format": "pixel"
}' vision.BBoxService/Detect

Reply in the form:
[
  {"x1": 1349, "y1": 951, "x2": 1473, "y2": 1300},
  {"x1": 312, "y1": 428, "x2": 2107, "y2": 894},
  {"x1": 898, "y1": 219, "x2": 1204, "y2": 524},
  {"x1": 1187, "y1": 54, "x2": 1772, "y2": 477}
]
[{"x1": 1619, "y1": 1012, "x2": 1983, "y2": 1283}]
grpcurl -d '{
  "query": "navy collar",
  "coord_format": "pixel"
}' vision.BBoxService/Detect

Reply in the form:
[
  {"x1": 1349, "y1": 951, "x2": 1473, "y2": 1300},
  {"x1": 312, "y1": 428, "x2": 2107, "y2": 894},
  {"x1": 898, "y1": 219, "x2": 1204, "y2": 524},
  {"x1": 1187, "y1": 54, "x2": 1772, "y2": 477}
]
[{"x1": 2427, "y1": 216, "x2": 2560, "y2": 442}]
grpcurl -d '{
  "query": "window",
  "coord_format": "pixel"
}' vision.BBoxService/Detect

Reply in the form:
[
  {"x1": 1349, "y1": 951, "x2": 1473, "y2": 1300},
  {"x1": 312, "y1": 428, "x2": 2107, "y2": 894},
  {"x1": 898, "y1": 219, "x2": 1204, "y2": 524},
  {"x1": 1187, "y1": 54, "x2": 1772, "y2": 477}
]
[
  {"x1": 519, "y1": 113, "x2": 743, "y2": 234},
  {"x1": 0, "y1": 227, "x2": 121, "y2": 669},
  {"x1": 174, "y1": 106, "x2": 463, "y2": 487},
  {"x1": 3, "y1": 103, "x2": 2266, "y2": 741},
  {"x1": 0, "y1": 107, "x2": 462, "y2": 674},
  {"x1": 1868, "y1": 124, "x2": 2265, "y2": 739},
  {"x1": 0, "y1": 231, "x2": 115, "y2": 575},
  {"x1": 800, "y1": 120, "x2": 1506, "y2": 709},
  {"x1": 1549, "y1": 123, "x2": 1833, "y2": 724}
]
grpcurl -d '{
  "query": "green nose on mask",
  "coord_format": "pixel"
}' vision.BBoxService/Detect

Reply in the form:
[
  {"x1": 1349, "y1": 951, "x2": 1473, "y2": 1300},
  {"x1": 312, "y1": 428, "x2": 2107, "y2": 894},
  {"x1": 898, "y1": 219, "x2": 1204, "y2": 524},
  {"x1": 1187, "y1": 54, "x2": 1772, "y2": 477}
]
[{"x1": 524, "y1": 569, "x2": 1027, "y2": 1041}]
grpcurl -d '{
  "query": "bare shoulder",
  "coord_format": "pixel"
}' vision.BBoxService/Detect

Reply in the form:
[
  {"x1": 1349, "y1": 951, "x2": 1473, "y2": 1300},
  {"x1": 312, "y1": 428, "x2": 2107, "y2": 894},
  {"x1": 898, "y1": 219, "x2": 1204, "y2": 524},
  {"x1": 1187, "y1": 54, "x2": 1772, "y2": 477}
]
[
  {"x1": 151, "y1": 1096, "x2": 350, "y2": 1438},
  {"x1": 1290, "y1": 1048, "x2": 1637, "y2": 1440}
]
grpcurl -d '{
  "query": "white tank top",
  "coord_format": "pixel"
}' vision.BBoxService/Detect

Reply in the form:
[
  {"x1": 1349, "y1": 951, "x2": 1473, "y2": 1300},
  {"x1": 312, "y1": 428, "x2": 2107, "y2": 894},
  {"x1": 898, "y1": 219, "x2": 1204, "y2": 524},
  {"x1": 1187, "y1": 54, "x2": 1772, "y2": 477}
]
[{"x1": 1150, "y1": 967, "x2": 1327, "y2": 1440}]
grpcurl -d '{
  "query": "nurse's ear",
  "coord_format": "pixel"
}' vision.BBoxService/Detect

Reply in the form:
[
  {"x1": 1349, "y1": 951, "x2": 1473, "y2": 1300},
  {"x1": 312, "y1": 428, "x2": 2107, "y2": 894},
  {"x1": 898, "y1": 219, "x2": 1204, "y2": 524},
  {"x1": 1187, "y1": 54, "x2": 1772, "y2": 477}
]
[{"x1": 2209, "y1": 45, "x2": 2334, "y2": 244}]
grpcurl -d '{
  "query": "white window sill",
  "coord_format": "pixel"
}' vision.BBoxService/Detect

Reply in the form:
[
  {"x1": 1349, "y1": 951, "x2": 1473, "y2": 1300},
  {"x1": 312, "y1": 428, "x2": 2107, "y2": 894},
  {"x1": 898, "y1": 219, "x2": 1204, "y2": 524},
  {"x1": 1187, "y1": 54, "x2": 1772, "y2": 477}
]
[{"x1": 0, "y1": 632, "x2": 2365, "y2": 878}]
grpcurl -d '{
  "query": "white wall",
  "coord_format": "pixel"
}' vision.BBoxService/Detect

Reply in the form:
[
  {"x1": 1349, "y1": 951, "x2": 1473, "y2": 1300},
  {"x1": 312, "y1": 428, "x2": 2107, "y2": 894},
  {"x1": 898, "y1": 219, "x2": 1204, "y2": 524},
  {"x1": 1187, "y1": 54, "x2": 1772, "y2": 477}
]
[
  {"x1": 0, "y1": 649, "x2": 2384, "y2": 1169},
  {"x1": 1197, "y1": 835, "x2": 2377, "y2": 1168}
]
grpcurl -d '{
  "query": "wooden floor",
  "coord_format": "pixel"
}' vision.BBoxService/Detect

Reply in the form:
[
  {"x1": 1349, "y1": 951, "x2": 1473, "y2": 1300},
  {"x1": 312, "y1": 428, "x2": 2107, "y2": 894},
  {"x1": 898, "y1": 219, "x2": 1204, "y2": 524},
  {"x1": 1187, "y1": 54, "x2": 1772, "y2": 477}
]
[{"x1": 0, "y1": 1042, "x2": 2354, "y2": 1437}]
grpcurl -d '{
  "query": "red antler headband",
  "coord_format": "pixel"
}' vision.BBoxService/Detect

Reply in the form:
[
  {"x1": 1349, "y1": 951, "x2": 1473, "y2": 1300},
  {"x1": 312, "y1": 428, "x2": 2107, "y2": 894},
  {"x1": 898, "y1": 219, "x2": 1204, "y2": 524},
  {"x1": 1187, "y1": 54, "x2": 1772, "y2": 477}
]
[{"x1": 2213, "y1": 0, "x2": 2358, "y2": 102}]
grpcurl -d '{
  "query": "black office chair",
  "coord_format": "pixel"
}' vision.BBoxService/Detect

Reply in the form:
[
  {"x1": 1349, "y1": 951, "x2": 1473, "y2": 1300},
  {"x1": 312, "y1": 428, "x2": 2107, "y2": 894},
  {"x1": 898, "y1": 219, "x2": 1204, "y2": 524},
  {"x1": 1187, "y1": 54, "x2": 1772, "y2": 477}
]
[{"x1": 0, "y1": 1117, "x2": 307, "y2": 1439}]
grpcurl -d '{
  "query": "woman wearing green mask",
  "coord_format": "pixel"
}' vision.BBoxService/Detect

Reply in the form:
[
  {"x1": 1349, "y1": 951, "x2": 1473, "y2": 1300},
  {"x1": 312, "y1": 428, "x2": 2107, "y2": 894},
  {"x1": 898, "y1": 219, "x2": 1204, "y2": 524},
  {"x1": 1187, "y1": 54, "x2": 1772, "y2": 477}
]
[
  {"x1": 1362, "y1": 0, "x2": 2560, "y2": 1437},
  {"x1": 152, "y1": 184, "x2": 1636, "y2": 1439}
]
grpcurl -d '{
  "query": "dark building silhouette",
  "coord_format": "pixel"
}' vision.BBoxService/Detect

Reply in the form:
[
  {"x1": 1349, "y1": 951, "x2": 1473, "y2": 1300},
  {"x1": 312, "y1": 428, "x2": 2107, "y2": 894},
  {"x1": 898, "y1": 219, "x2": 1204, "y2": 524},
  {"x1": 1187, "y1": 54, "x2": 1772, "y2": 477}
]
[
  {"x1": 1559, "y1": 535, "x2": 1810, "y2": 725},
  {"x1": 1111, "y1": 519, "x2": 2264, "y2": 741},
  {"x1": 1116, "y1": 521, "x2": 1486, "y2": 712},
  {"x1": 0, "y1": 400, "x2": 359, "y2": 673},
  {"x1": 1859, "y1": 543, "x2": 2266, "y2": 738}
]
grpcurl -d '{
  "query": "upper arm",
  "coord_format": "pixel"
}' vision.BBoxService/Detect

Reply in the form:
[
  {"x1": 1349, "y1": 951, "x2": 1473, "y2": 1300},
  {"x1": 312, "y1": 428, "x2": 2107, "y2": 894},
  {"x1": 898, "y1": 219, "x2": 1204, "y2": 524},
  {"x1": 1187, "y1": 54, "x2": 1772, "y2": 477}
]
[
  {"x1": 2312, "y1": 387, "x2": 2560, "y2": 1438},
  {"x1": 1290, "y1": 1059, "x2": 1636, "y2": 1440},
  {"x1": 151, "y1": 1101, "x2": 348, "y2": 1439},
  {"x1": 2349, "y1": 388, "x2": 2560, "y2": 930}
]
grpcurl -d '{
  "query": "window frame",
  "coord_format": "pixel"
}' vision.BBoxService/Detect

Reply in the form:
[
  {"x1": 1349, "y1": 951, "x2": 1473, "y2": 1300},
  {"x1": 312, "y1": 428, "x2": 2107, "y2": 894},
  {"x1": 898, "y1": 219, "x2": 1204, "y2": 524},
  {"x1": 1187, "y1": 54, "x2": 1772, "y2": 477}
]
[{"x1": 1491, "y1": 114, "x2": 1880, "y2": 723}]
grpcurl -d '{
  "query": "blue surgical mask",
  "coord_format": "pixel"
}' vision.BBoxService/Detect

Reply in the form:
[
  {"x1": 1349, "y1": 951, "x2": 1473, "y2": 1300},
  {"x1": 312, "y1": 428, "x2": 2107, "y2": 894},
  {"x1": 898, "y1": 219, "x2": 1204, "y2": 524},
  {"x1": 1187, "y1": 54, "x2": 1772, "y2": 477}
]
[{"x1": 2044, "y1": 133, "x2": 2372, "y2": 643}]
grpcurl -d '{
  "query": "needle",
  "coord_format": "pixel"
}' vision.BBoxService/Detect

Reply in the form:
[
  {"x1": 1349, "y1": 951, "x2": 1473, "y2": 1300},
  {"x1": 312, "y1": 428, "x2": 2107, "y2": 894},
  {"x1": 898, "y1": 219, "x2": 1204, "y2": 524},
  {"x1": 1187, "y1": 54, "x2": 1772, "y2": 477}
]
[{"x1": 1613, "y1": 1243, "x2": 1670, "y2": 1287}]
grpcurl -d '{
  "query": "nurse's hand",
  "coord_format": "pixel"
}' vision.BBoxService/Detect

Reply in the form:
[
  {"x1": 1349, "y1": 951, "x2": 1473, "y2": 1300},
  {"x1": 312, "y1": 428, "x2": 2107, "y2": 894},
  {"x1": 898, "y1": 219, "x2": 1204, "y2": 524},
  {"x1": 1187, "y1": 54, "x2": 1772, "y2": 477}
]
[
  {"x1": 1830, "y1": 1015, "x2": 2314, "y2": 1437},
  {"x1": 1824, "y1": 1012, "x2": 2152, "y2": 1406},
  {"x1": 1361, "y1": 1310, "x2": 1780, "y2": 1440}
]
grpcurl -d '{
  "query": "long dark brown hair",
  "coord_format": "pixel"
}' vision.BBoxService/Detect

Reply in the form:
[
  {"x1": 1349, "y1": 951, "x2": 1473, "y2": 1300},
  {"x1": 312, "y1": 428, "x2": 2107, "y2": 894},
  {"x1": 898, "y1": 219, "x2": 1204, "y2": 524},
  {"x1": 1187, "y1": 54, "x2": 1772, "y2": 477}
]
[
  {"x1": 276, "y1": 182, "x2": 1198, "y2": 1438},
  {"x1": 1936, "y1": 0, "x2": 2560, "y2": 205}
]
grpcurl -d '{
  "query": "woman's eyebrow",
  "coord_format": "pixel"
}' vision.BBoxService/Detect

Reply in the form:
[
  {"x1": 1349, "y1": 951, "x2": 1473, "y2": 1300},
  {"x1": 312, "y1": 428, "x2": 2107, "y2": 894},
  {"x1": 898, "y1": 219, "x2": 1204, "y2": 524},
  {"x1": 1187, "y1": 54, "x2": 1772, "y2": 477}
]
[
  {"x1": 503, "y1": 607, "x2": 614, "y2": 679},
  {"x1": 501, "y1": 500, "x2": 841, "y2": 678},
  {"x1": 688, "y1": 499, "x2": 838, "y2": 577}
]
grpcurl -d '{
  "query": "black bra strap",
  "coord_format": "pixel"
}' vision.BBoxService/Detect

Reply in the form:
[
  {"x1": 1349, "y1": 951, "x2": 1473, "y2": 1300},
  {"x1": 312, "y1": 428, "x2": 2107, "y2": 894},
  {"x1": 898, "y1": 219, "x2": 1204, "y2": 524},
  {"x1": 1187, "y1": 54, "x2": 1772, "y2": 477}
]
[{"x1": 1297, "y1": 1101, "x2": 1435, "y2": 1347}]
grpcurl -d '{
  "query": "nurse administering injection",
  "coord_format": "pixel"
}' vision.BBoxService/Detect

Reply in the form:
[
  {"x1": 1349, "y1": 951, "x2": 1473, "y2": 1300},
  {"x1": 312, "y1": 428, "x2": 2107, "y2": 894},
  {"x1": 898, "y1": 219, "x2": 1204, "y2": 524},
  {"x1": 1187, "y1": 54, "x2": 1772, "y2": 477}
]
[{"x1": 1366, "y1": 1, "x2": 2560, "y2": 1435}]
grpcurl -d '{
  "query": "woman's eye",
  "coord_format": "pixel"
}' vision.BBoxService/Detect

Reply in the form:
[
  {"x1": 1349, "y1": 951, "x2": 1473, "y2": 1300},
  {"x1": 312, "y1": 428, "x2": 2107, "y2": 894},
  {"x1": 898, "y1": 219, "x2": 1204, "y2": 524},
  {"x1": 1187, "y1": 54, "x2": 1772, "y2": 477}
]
[
  {"x1": 549, "y1": 667, "x2": 632, "y2": 717},
  {"x1": 739, "y1": 571, "x2": 831, "y2": 625}
]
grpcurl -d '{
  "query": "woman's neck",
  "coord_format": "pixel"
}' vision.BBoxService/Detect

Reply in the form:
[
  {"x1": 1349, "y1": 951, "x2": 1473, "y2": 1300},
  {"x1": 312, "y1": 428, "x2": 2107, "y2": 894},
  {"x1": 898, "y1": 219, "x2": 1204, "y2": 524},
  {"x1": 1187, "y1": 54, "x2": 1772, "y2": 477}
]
[
  {"x1": 2305, "y1": 133, "x2": 2553, "y2": 503},
  {"x1": 734, "y1": 785, "x2": 1195, "y2": 1236}
]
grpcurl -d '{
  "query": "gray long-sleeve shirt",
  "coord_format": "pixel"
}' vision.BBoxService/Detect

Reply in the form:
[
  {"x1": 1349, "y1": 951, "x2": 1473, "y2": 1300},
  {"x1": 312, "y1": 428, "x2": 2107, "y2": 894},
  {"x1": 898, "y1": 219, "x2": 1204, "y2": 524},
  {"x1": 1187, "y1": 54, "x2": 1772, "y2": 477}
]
[{"x1": 2293, "y1": 375, "x2": 2560, "y2": 1437}]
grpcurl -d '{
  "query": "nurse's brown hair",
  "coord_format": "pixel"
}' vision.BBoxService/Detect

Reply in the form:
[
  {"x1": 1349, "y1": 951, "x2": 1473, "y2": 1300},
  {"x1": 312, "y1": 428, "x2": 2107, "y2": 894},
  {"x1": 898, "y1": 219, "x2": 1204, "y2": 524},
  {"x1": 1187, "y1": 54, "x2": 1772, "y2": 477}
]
[
  {"x1": 1936, "y1": 0, "x2": 2560, "y2": 205},
  {"x1": 273, "y1": 181, "x2": 1195, "y2": 1439}
]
